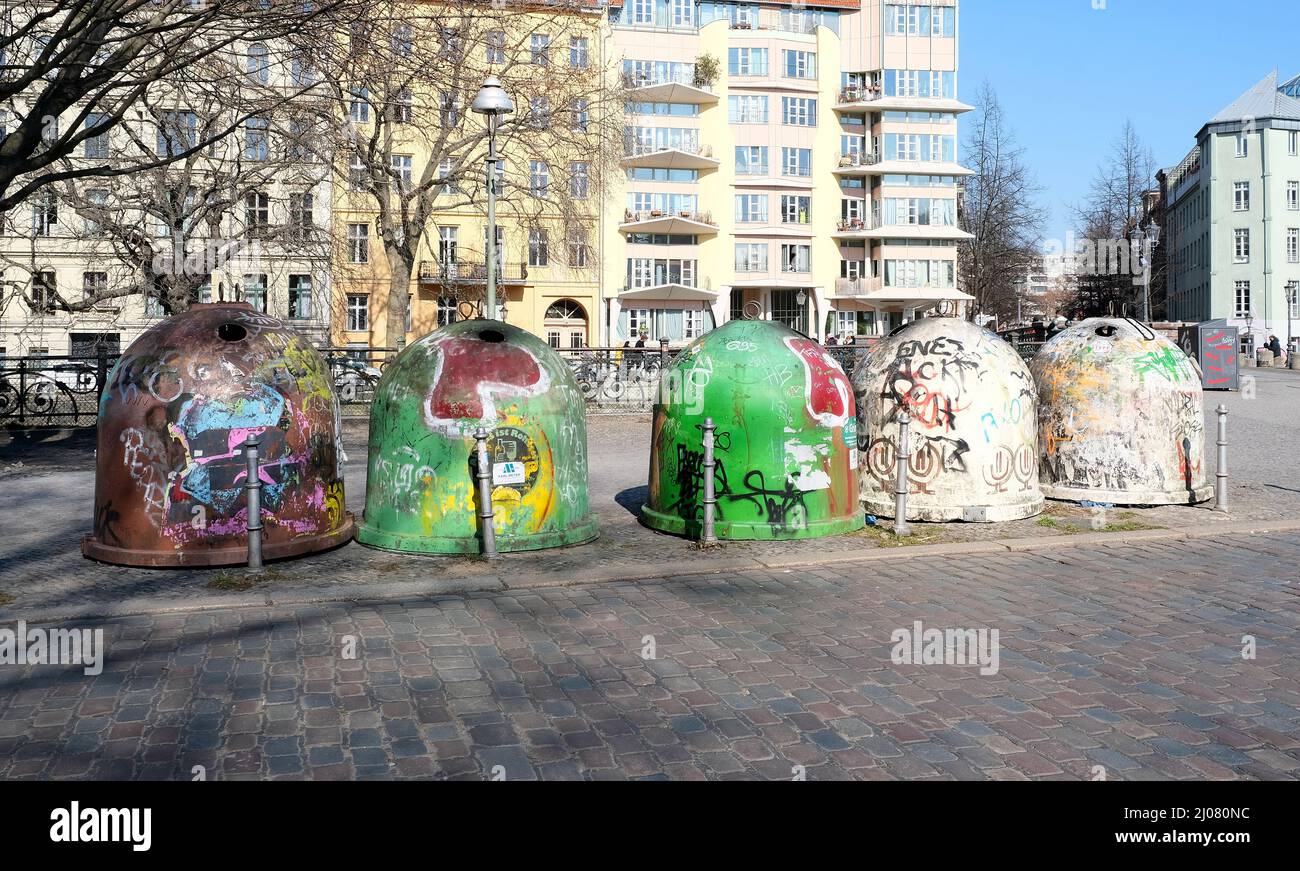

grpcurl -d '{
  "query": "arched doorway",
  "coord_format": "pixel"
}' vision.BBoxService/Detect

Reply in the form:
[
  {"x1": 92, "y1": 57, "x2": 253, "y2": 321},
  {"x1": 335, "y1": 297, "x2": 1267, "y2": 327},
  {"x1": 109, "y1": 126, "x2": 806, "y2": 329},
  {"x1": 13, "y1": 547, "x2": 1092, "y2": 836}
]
[{"x1": 543, "y1": 298, "x2": 589, "y2": 349}]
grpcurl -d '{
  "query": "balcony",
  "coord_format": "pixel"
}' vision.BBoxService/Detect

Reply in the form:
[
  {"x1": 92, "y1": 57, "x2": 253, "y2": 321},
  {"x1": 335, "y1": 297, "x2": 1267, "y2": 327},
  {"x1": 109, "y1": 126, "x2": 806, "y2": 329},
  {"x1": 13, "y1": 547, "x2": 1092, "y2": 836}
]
[
  {"x1": 623, "y1": 72, "x2": 718, "y2": 106},
  {"x1": 620, "y1": 209, "x2": 718, "y2": 236},
  {"x1": 621, "y1": 142, "x2": 720, "y2": 171},
  {"x1": 418, "y1": 255, "x2": 528, "y2": 286},
  {"x1": 832, "y1": 151, "x2": 882, "y2": 176},
  {"x1": 834, "y1": 86, "x2": 974, "y2": 114},
  {"x1": 833, "y1": 151, "x2": 974, "y2": 178},
  {"x1": 833, "y1": 217, "x2": 878, "y2": 239},
  {"x1": 831, "y1": 276, "x2": 884, "y2": 297}
]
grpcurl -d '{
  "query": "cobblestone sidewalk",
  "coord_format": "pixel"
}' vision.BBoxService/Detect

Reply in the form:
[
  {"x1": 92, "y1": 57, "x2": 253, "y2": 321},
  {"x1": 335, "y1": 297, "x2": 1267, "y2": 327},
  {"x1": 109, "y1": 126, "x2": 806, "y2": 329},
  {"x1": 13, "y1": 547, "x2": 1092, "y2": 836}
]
[{"x1": 1, "y1": 533, "x2": 1297, "y2": 780}]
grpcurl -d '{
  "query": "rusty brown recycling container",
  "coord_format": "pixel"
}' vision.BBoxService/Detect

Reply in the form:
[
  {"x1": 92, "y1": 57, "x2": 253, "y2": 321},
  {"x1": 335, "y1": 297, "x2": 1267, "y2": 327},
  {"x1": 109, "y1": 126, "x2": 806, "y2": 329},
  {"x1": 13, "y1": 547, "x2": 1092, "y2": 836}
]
[{"x1": 82, "y1": 303, "x2": 354, "y2": 566}]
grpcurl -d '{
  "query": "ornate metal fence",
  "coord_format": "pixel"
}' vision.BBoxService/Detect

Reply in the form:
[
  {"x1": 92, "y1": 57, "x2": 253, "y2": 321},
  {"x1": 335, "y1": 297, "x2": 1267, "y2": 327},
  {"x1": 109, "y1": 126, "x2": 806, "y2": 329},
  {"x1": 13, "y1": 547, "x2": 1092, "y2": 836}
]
[{"x1": 0, "y1": 352, "x2": 110, "y2": 428}]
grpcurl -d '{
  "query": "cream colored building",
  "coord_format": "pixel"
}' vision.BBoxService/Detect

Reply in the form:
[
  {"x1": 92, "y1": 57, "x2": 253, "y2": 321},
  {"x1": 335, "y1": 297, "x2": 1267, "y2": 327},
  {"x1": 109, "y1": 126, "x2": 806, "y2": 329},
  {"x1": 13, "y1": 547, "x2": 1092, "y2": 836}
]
[{"x1": 602, "y1": 0, "x2": 971, "y2": 346}]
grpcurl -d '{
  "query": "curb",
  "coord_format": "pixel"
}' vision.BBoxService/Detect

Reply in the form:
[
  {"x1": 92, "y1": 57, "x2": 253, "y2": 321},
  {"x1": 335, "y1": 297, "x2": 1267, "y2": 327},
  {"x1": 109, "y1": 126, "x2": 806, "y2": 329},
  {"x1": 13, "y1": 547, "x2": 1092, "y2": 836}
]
[{"x1": 5, "y1": 517, "x2": 1299, "y2": 624}]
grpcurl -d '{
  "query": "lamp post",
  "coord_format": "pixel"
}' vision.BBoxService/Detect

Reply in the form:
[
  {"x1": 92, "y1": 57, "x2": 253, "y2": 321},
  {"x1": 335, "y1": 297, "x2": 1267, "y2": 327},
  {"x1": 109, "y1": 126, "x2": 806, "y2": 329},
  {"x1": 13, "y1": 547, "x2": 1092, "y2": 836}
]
[
  {"x1": 795, "y1": 288, "x2": 807, "y2": 334},
  {"x1": 471, "y1": 75, "x2": 514, "y2": 321},
  {"x1": 1137, "y1": 221, "x2": 1160, "y2": 323}
]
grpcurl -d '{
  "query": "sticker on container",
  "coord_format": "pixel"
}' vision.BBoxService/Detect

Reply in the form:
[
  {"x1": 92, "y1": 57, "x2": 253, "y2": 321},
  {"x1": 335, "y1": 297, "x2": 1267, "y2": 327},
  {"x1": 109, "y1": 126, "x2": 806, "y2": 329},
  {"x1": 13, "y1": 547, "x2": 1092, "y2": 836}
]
[{"x1": 493, "y1": 461, "x2": 527, "y2": 485}]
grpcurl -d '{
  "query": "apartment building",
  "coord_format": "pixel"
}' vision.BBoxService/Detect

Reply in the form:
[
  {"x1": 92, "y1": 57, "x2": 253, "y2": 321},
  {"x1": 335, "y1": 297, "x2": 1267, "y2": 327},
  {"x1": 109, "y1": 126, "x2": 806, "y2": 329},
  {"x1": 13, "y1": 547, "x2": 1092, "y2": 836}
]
[
  {"x1": 1162, "y1": 72, "x2": 1300, "y2": 344},
  {"x1": 0, "y1": 35, "x2": 334, "y2": 361},
  {"x1": 604, "y1": 0, "x2": 971, "y2": 346}
]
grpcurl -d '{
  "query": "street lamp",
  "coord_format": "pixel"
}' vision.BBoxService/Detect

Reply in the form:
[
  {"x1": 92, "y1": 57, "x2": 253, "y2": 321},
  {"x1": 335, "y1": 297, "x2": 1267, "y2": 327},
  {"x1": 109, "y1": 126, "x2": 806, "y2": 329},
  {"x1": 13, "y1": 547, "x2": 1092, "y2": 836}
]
[
  {"x1": 1137, "y1": 222, "x2": 1160, "y2": 323},
  {"x1": 471, "y1": 75, "x2": 514, "y2": 321}
]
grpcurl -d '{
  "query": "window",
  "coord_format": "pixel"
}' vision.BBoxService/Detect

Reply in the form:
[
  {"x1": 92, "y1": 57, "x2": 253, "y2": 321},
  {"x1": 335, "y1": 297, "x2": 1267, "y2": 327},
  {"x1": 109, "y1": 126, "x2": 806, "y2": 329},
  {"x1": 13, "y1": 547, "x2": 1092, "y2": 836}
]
[
  {"x1": 530, "y1": 97, "x2": 550, "y2": 129},
  {"x1": 735, "y1": 194, "x2": 767, "y2": 223},
  {"x1": 406, "y1": 294, "x2": 413, "y2": 332},
  {"x1": 1288, "y1": 228, "x2": 1299, "y2": 264},
  {"x1": 569, "y1": 162, "x2": 589, "y2": 199},
  {"x1": 627, "y1": 258, "x2": 696, "y2": 288},
  {"x1": 347, "y1": 294, "x2": 369, "y2": 331},
  {"x1": 437, "y1": 297, "x2": 458, "y2": 326},
  {"x1": 529, "y1": 160, "x2": 549, "y2": 196},
  {"x1": 348, "y1": 223, "x2": 369, "y2": 263},
  {"x1": 157, "y1": 111, "x2": 197, "y2": 157},
  {"x1": 82, "y1": 271, "x2": 107, "y2": 300},
  {"x1": 487, "y1": 31, "x2": 505, "y2": 64},
  {"x1": 781, "y1": 147, "x2": 811, "y2": 177},
  {"x1": 436, "y1": 158, "x2": 458, "y2": 194},
  {"x1": 244, "y1": 191, "x2": 269, "y2": 229},
  {"x1": 290, "y1": 53, "x2": 315, "y2": 87},
  {"x1": 288, "y1": 275, "x2": 312, "y2": 319},
  {"x1": 783, "y1": 49, "x2": 816, "y2": 79},
  {"x1": 529, "y1": 229, "x2": 549, "y2": 267},
  {"x1": 727, "y1": 95, "x2": 768, "y2": 123},
  {"x1": 781, "y1": 195, "x2": 811, "y2": 224},
  {"x1": 1234, "y1": 228, "x2": 1250, "y2": 263},
  {"x1": 349, "y1": 155, "x2": 367, "y2": 190},
  {"x1": 570, "y1": 37, "x2": 588, "y2": 69},
  {"x1": 683, "y1": 309, "x2": 705, "y2": 339},
  {"x1": 392, "y1": 88, "x2": 413, "y2": 123},
  {"x1": 244, "y1": 117, "x2": 268, "y2": 161},
  {"x1": 392, "y1": 22, "x2": 412, "y2": 57},
  {"x1": 1236, "y1": 133, "x2": 1248, "y2": 157},
  {"x1": 671, "y1": 0, "x2": 694, "y2": 27},
  {"x1": 735, "y1": 146, "x2": 768, "y2": 176},
  {"x1": 288, "y1": 192, "x2": 313, "y2": 237},
  {"x1": 1291, "y1": 131, "x2": 1299, "y2": 156},
  {"x1": 734, "y1": 243, "x2": 767, "y2": 272},
  {"x1": 570, "y1": 99, "x2": 590, "y2": 133},
  {"x1": 32, "y1": 190, "x2": 57, "y2": 236},
  {"x1": 1288, "y1": 181, "x2": 1299, "y2": 210},
  {"x1": 627, "y1": 308, "x2": 651, "y2": 339},
  {"x1": 531, "y1": 33, "x2": 550, "y2": 66},
  {"x1": 1289, "y1": 281, "x2": 1300, "y2": 318},
  {"x1": 349, "y1": 87, "x2": 370, "y2": 123},
  {"x1": 631, "y1": 0, "x2": 653, "y2": 25},
  {"x1": 84, "y1": 115, "x2": 109, "y2": 158},
  {"x1": 1234, "y1": 280, "x2": 1250, "y2": 318},
  {"x1": 438, "y1": 226, "x2": 458, "y2": 263},
  {"x1": 288, "y1": 117, "x2": 315, "y2": 160},
  {"x1": 770, "y1": 288, "x2": 805, "y2": 333},
  {"x1": 548, "y1": 331, "x2": 561, "y2": 349},
  {"x1": 568, "y1": 231, "x2": 588, "y2": 268},
  {"x1": 84, "y1": 188, "x2": 108, "y2": 234},
  {"x1": 439, "y1": 91, "x2": 459, "y2": 127},
  {"x1": 728, "y1": 47, "x2": 768, "y2": 76},
  {"x1": 391, "y1": 154, "x2": 413, "y2": 191},
  {"x1": 781, "y1": 97, "x2": 816, "y2": 126},
  {"x1": 780, "y1": 244, "x2": 811, "y2": 273},
  {"x1": 33, "y1": 271, "x2": 57, "y2": 312},
  {"x1": 247, "y1": 43, "x2": 269, "y2": 84},
  {"x1": 1234, "y1": 181, "x2": 1250, "y2": 211},
  {"x1": 240, "y1": 274, "x2": 267, "y2": 313}
]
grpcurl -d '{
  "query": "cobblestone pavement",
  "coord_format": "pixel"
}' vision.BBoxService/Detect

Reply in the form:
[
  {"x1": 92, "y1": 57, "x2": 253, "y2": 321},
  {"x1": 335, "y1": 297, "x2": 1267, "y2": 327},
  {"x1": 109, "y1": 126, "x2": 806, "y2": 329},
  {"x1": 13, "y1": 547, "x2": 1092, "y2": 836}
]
[
  {"x1": 3, "y1": 371, "x2": 1299, "y2": 616},
  {"x1": 1, "y1": 532, "x2": 1297, "y2": 780}
]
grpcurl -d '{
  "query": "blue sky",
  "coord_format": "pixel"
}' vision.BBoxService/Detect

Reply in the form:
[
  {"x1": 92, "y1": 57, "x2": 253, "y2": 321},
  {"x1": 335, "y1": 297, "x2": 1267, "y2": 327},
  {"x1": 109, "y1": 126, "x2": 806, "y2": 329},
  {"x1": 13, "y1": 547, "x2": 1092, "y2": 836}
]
[{"x1": 961, "y1": 0, "x2": 1298, "y2": 246}]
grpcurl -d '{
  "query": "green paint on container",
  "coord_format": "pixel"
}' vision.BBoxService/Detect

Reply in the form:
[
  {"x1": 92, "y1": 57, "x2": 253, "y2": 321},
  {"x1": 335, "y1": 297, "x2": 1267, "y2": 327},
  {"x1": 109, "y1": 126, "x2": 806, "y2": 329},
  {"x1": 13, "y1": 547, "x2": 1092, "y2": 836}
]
[
  {"x1": 641, "y1": 319, "x2": 863, "y2": 540},
  {"x1": 355, "y1": 320, "x2": 597, "y2": 553}
]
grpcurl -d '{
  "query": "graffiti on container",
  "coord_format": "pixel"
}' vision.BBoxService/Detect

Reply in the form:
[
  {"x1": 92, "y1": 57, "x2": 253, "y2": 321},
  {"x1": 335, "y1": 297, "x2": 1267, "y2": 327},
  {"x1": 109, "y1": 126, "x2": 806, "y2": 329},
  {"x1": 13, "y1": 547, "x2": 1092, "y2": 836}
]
[
  {"x1": 863, "y1": 434, "x2": 972, "y2": 495},
  {"x1": 424, "y1": 335, "x2": 549, "y2": 435},
  {"x1": 726, "y1": 469, "x2": 810, "y2": 534},
  {"x1": 784, "y1": 336, "x2": 852, "y2": 427}
]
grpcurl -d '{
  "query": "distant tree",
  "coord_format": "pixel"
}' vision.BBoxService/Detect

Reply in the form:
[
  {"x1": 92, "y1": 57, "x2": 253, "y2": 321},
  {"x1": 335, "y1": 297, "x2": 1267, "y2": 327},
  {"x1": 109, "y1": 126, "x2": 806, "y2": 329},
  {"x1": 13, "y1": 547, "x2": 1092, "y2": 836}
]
[
  {"x1": 1070, "y1": 120, "x2": 1155, "y2": 317},
  {"x1": 957, "y1": 82, "x2": 1043, "y2": 323}
]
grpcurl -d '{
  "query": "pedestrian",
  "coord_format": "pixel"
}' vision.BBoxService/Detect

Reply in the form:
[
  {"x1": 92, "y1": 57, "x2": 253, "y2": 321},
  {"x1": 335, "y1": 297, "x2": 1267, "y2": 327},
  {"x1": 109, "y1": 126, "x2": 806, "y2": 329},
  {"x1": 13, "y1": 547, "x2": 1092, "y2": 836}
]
[
  {"x1": 1267, "y1": 335, "x2": 1283, "y2": 357},
  {"x1": 827, "y1": 334, "x2": 839, "y2": 346}
]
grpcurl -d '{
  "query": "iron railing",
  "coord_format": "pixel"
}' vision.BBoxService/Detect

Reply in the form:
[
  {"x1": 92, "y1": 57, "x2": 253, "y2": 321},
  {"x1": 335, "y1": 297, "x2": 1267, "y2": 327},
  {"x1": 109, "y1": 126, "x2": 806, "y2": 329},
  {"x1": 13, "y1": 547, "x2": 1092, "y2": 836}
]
[{"x1": 0, "y1": 351, "x2": 111, "y2": 428}]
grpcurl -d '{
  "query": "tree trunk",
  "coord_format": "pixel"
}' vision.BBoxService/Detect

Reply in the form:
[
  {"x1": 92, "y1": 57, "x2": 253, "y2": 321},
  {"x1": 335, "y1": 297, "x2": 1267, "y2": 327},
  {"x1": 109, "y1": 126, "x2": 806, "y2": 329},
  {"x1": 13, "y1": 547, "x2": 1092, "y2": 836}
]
[{"x1": 385, "y1": 247, "x2": 412, "y2": 351}]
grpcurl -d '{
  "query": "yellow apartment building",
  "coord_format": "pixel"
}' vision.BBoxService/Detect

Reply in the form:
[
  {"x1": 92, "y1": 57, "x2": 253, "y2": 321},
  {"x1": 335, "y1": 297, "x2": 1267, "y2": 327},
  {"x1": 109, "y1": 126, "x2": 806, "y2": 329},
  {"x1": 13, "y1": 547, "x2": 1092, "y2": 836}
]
[{"x1": 330, "y1": 1, "x2": 609, "y2": 355}]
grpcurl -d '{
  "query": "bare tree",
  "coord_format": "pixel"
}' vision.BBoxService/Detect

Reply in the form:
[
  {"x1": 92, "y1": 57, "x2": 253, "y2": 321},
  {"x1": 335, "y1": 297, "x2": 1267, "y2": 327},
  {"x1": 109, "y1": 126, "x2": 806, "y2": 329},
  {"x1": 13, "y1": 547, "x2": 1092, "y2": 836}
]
[
  {"x1": 0, "y1": 0, "x2": 357, "y2": 216},
  {"x1": 303, "y1": 0, "x2": 625, "y2": 348},
  {"x1": 1, "y1": 30, "x2": 334, "y2": 321},
  {"x1": 957, "y1": 81, "x2": 1044, "y2": 323},
  {"x1": 1071, "y1": 120, "x2": 1156, "y2": 317}
]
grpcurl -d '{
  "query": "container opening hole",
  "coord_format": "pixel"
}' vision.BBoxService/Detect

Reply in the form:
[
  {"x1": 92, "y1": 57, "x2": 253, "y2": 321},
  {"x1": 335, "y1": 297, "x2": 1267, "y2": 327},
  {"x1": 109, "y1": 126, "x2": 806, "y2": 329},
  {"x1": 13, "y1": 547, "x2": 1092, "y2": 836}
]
[
  {"x1": 479, "y1": 329, "x2": 505, "y2": 343},
  {"x1": 1094, "y1": 325, "x2": 1116, "y2": 337},
  {"x1": 218, "y1": 322, "x2": 248, "y2": 342}
]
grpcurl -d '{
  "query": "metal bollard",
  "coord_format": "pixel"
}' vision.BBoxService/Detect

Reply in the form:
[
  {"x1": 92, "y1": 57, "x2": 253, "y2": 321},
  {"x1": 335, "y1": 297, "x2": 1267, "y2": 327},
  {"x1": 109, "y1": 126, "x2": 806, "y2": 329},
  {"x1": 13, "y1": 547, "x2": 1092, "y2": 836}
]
[
  {"x1": 474, "y1": 427, "x2": 499, "y2": 559},
  {"x1": 701, "y1": 417, "x2": 718, "y2": 543},
  {"x1": 1215, "y1": 404, "x2": 1228, "y2": 512},
  {"x1": 243, "y1": 433, "x2": 263, "y2": 571},
  {"x1": 894, "y1": 412, "x2": 911, "y2": 536}
]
